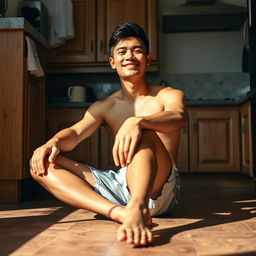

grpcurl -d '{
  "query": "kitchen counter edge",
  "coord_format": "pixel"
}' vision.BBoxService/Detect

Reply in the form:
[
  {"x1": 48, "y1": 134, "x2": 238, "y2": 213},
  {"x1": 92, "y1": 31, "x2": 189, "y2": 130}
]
[
  {"x1": 0, "y1": 17, "x2": 50, "y2": 49},
  {"x1": 46, "y1": 96, "x2": 251, "y2": 109}
]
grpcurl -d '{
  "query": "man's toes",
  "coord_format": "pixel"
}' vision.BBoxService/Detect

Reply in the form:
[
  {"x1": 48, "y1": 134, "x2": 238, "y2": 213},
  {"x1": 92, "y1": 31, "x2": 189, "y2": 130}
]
[
  {"x1": 117, "y1": 228, "x2": 126, "y2": 241},
  {"x1": 139, "y1": 230, "x2": 147, "y2": 245},
  {"x1": 133, "y1": 228, "x2": 141, "y2": 245},
  {"x1": 126, "y1": 229, "x2": 134, "y2": 244},
  {"x1": 146, "y1": 229, "x2": 153, "y2": 243}
]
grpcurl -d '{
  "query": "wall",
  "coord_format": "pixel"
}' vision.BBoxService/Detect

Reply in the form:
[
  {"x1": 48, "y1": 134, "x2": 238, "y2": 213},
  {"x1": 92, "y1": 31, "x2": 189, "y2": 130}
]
[
  {"x1": 5, "y1": 0, "x2": 22, "y2": 17},
  {"x1": 158, "y1": 0, "x2": 247, "y2": 73}
]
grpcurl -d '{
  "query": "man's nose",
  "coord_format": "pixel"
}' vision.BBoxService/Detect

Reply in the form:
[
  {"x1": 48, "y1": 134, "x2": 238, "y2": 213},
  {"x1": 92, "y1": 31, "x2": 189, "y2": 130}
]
[{"x1": 125, "y1": 50, "x2": 134, "y2": 60}]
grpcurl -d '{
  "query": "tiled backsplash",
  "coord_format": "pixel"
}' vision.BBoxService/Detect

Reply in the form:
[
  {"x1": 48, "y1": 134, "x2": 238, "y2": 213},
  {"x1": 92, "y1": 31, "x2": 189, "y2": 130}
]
[
  {"x1": 147, "y1": 72, "x2": 250, "y2": 100},
  {"x1": 46, "y1": 72, "x2": 250, "y2": 104}
]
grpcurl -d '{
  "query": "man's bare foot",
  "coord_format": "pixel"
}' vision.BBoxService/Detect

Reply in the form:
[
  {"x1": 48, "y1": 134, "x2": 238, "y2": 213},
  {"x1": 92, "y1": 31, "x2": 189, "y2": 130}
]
[{"x1": 114, "y1": 201, "x2": 153, "y2": 245}]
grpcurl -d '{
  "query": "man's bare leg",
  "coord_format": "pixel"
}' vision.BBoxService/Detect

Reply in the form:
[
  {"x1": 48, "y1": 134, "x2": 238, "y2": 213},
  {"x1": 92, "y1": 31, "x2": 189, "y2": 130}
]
[
  {"x1": 117, "y1": 130, "x2": 172, "y2": 245},
  {"x1": 30, "y1": 157, "x2": 125, "y2": 223},
  {"x1": 31, "y1": 130, "x2": 171, "y2": 246}
]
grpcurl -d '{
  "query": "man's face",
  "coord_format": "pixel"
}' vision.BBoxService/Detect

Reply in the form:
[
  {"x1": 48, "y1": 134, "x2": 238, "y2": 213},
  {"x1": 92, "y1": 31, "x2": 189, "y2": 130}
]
[{"x1": 109, "y1": 37, "x2": 151, "y2": 78}]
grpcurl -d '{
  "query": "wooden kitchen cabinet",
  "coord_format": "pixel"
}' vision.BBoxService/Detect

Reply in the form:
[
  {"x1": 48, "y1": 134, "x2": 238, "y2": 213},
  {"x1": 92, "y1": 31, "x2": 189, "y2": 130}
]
[
  {"x1": 0, "y1": 30, "x2": 45, "y2": 203},
  {"x1": 48, "y1": 0, "x2": 96, "y2": 64},
  {"x1": 97, "y1": 0, "x2": 157, "y2": 62},
  {"x1": 47, "y1": 0, "x2": 157, "y2": 72},
  {"x1": 188, "y1": 107, "x2": 240, "y2": 173},
  {"x1": 46, "y1": 108, "x2": 117, "y2": 171},
  {"x1": 240, "y1": 101, "x2": 254, "y2": 177},
  {"x1": 47, "y1": 108, "x2": 99, "y2": 168}
]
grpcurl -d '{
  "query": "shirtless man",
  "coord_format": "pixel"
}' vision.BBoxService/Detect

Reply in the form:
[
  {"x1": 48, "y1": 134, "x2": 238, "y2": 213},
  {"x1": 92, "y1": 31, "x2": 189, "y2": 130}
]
[{"x1": 30, "y1": 23, "x2": 186, "y2": 246}]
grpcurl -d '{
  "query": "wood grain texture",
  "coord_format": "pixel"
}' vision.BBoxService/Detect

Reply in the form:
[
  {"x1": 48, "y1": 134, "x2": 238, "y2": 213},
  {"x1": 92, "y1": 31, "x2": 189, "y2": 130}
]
[
  {"x1": 0, "y1": 29, "x2": 45, "y2": 202},
  {"x1": 48, "y1": 0, "x2": 158, "y2": 68},
  {"x1": 48, "y1": 0, "x2": 96, "y2": 63},
  {"x1": 0, "y1": 30, "x2": 24, "y2": 180},
  {"x1": 189, "y1": 106, "x2": 240, "y2": 173},
  {"x1": 47, "y1": 108, "x2": 99, "y2": 168}
]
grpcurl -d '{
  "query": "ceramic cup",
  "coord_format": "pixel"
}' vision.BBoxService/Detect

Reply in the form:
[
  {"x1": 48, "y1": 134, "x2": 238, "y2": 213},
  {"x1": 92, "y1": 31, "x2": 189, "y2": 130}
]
[{"x1": 67, "y1": 86, "x2": 86, "y2": 102}]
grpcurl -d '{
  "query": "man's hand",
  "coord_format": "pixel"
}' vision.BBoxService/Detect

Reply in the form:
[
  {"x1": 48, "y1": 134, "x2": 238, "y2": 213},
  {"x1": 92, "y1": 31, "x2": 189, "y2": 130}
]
[
  {"x1": 30, "y1": 140, "x2": 60, "y2": 176},
  {"x1": 112, "y1": 117, "x2": 142, "y2": 167}
]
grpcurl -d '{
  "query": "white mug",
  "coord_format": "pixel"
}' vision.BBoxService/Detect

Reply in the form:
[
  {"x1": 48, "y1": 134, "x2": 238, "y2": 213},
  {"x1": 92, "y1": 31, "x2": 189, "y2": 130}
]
[{"x1": 67, "y1": 86, "x2": 86, "y2": 102}]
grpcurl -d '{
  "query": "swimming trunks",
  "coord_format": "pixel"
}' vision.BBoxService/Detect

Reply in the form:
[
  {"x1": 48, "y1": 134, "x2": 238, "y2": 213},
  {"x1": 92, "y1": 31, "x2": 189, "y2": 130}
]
[{"x1": 86, "y1": 165, "x2": 180, "y2": 217}]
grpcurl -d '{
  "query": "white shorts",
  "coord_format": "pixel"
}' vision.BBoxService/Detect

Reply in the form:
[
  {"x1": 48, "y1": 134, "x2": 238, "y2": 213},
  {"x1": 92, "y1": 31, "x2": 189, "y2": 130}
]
[{"x1": 86, "y1": 165, "x2": 180, "y2": 217}]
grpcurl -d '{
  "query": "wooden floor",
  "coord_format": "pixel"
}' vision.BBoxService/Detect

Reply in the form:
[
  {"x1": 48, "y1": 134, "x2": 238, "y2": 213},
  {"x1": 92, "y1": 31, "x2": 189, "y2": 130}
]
[{"x1": 0, "y1": 174, "x2": 256, "y2": 256}]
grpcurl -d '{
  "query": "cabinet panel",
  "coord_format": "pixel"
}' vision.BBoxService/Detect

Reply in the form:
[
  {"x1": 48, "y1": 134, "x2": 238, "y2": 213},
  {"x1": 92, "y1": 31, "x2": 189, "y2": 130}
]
[
  {"x1": 198, "y1": 119, "x2": 229, "y2": 162},
  {"x1": 189, "y1": 107, "x2": 240, "y2": 172},
  {"x1": 23, "y1": 75, "x2": 45, "y2": 178},
  {"x1": 47, "y1": 108, "x2": 99, "y2": 168},
  {"x1": 99, "y1": 126, "x2": 115, "y2": 170},
  {"x1": 48, "y1": 0, "x2": 96, "y2": 63},
  {"x1": 47, "y1": 0, "x2": 157, "y2": 71},
  {"x1": 241, "y1": 101, "x2": 254, "y2": 177},
  {"x1": 0, "y1": 30, "x2": 46, "y2": 202},
  {"x1": 0, "y1": 31, "x2": 24, "y2": 180}
]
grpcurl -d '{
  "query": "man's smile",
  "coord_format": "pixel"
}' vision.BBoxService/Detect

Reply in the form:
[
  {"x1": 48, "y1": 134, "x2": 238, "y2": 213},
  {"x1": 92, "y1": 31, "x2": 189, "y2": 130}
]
[{"x1": 122, "y1": 62, "x2": 140, "y2": 69}]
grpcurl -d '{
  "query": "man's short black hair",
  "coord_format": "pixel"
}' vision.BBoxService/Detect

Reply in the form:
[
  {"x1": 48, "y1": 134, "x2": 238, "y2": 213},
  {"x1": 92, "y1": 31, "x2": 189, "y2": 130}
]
[{"x1": 109, "y1": 22, "x2": 149, "y2": 56}]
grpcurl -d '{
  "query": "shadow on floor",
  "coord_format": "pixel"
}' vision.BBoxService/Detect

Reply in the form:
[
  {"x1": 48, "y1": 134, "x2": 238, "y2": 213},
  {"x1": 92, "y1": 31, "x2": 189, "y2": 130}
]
[
  {"x1": 0, "y1": 204, "x2": 77, "y2": 256},
  {"x1": 152, "y1": 189, "x2": 256, "y2": 249},
  {"x1": 0, "y1": 189, "x2": 255, "y2": 255}
]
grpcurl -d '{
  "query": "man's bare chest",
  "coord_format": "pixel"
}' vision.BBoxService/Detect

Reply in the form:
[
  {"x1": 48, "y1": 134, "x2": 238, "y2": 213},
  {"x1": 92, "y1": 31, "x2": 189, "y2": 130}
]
[{"x1": 104, "y1": 98, "x2": 163, "y2": 134}]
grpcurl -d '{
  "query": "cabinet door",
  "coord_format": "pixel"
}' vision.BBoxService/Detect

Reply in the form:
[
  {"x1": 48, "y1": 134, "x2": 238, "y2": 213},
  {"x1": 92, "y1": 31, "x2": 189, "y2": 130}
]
[
  {"x1": 99, "y1": 126, "x2": 115, "y2": 170},
  {"x1": 97, "y1": 0, "x2": 157, "y2": 62},
  {"x1": 241, "y1": 102, "x2": 254, "y2": 177},
  {"x1": 176, "y1": 126, "x2": 189, "y2": 173},
  {"x1": 47, "y1": 108, "x2": 99, "y2": 168},
  {"x1": 0, "y1": 30, "x2": 24, "y2": 180},
  {"x1": 48, "y1": 0, "x2": 96, "y2": 64},
  {"x1": 189, "y1": 107, "x2": 240, "y2": 172},
  {"x1": 23, "y1": 75, "x2": 45, "y2": 178}
]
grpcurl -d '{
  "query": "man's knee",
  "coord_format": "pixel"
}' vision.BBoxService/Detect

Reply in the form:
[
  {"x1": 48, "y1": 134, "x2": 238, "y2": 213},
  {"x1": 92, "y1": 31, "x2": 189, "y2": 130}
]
[
  {"x1": 139, "y1": 130, "x2": 161, "y2": 148},
  {"x1": 30, "y1": 158, "x2": 58, "y2": 182}
]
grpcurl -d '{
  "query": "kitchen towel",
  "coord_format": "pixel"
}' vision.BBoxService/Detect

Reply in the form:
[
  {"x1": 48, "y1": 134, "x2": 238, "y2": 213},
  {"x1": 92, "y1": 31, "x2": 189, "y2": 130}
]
[
  {"x1": 26, "y1": 36, "x2": 44, "y2": 77},
  {"x1": 44, "y1": 0, "x2": 75, "y2": 48}
]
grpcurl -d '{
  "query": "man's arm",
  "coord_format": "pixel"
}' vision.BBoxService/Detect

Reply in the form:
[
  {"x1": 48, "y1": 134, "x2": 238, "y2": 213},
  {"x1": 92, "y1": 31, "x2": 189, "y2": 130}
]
[
  {"x1": 137, "y1": 88, "x2": 187, "y2": 133},
  {"x1": 113, "y1": 88, "x2": 187, "y2": 167},
  {"x1": 50, "y1": 100, "x2": 105, "y2": 151},
  {"x1": 30, "y1": 101, "x2": 104, "y2": 175}
]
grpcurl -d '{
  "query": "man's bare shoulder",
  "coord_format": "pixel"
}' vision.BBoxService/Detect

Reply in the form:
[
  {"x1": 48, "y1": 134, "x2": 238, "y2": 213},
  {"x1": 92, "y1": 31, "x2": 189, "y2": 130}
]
[
  {"x1": 87, "y1": 90, "x2": 122, "y2": 116},
  {"x1": 149, "y1": 85, "x2": 185, "y2": 99}
]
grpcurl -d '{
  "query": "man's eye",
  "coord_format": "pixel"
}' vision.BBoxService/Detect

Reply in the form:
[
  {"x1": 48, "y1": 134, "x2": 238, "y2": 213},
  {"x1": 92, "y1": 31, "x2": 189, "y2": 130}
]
[
  {"x1": 118, "y1": 51, "x2": 126, "y2": 55},
  {"x1": 134, "y1": 49, "x2": 143, "y2": 53}
]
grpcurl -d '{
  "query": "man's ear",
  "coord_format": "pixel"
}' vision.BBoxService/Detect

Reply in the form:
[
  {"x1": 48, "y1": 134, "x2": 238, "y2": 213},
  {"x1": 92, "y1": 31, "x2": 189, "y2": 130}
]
[
  {"x1": 109, "y1": 57, "x2": 116, "y2": 69},
  {"x1": 146, "y1": 53, "x2": 152, "y2": 66}
]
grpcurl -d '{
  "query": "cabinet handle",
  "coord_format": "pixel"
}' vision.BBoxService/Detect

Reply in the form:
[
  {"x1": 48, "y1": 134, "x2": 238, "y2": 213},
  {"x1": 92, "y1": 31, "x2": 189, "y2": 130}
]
[
  {"x1": 242, "y1": 120, "x2": 247, "y2": 134},
  {"x1": 242, "y1": 19, "x2": 250, "y2": 51},
  {"x1": 100, "y1": 40, "x2": 104, "y2": 53},
  {"x1": 241, "y1": 120, "x2": 248, "y2": 134},
  {"x1": 241, "y1": 120, "x2": 245, "y2": 134},
  {"x1": 90, "y1": 40, "x2": 94, "y2": 52},
  {"x1": 182, "y1": 126, "x2": 187, "y2": 134},
  {"x1": 193, "y1": 121, "x2": 197, "y2": 133},
  {"x1": 248, "y1": 0, "x2": 252, "y2": 28}
]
